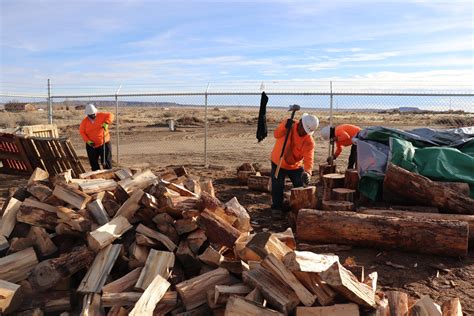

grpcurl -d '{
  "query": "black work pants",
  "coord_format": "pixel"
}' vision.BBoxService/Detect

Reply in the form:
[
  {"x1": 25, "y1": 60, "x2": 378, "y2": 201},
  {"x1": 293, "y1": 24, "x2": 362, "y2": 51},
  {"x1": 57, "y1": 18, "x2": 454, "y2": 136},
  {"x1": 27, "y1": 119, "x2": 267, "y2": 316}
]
[
  {"x1": 348, "y1": 144, "x2": 358, "y2": 169},
  {"x1": 271, "y1": 162, "x2": 304, "y2": 210},
  {"x1": 86, "y1": 142, "x2": 112, "y2": 171}
]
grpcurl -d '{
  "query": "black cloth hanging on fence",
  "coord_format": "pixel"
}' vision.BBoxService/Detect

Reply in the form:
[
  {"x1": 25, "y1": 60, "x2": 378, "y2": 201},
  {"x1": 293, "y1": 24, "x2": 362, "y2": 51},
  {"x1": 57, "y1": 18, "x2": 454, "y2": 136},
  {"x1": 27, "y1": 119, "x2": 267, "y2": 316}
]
[{"x1": 256, "y1": 91, "x2": 268, "y2": 142}]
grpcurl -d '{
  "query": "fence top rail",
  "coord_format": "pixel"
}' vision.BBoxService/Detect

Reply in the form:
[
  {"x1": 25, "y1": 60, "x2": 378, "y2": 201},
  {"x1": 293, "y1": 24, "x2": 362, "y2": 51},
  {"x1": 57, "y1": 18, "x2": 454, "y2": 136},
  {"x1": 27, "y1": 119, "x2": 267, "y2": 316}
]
[
  {"x1": 0, "y1": 93, "x2": 48, "y2": 98},
  {"x1": 44, "y1": 91, "x2": 474, "y2": 99}
]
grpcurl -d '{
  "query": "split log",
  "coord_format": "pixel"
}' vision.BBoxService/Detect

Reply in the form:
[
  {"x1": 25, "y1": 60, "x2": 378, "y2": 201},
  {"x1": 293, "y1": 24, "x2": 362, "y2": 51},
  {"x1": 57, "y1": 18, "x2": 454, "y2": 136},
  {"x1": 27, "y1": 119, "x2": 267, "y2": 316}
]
[
  {"x1": 28, "y1": 167, "x2": 49, "y2": 186},
  {"x1": 56, "y1": 206, "x2": 91, "y2": 232},
  {"x1": 0, "y1": 235, "x2": 9, "y2": 252},
  {"x1": 159, "y1": 195, "x2": 198, "y2": 218},
  {"x1": 107, "y1": 306, "x2": 128, "y2": 316},
  {"x1": 113, "y1": 189, "x2": 144, "y2": 220},
  {"x1": 237, "y1": 171, "x2": 256, "y2": 185},
  {"x1": 79, "y1": 179, "x2": 117, "y2": 194},
  {"x1": 153, "y1": 215, "x2": 180, "y2": 245},
  {"x1": 187, "y1": 229, "x2": 207, "y2": 254},
  {"x1": 441, "y1": 298, "x2": 462, "y2": 316},
  {"x1": 175, "y1": 218, "x2": 198, "y2": 235},
  {"x1": 136, "y1": 224, "x2": 177, "y2": 252},
  {"x1": 16, "y1": 205, "x2": 59, "y2": 230},
  {"x1": 440, "y1": 182, "x2": 470, "y2": 197},
  {"x1": 220, "y1": 259, "x2": 248, "y2": 275},
  {"x1": 237, "y1": 163, "x2": 255, "y2": 172},
  {"x1": 114, "y1": 168, "x2": 132, "y2": 180},
  {"x1": 78, "y1": 244, "x2": 122, "y2": 293},
  {"x1": 164, "y1": 181, "x2": 199, "y2": 198},
  {"x1": 118, "y1": 169, "x2": 157, "y2": 195},
  {"x1": 87, "y1": 216, "x2": 132, "y2": 251},
  {"x1": 344, "y1": 169, "x2": 359, "y2": 190},
  {"x1": 51, "y1": 169, "x2": 72, "y2": 186},
  {"x1": 383, "y1": 163, "x2": 474, "y2": 214},
  {"x1": 261, "y1": 253, "x2": 316, "y2": 306},
  {"x1": 322, "y1": 200, "x2": 355, "y2": 211},
  {"x1": 80, "y1": 169, "x2": 116, "y2": 180},
  {"x1": 242, "y1": 265, "x2": 300, "y2": 314},
  {"x1": 358, "y1": 209, "x2": 474, "y2": 243},
  {"x1": 176, "y1": 240, "x2": 201, "y2": 277},
  {"x1": 176, "y1": 267, "x2": 231, "y2": 311},
  {"x1": 0, "y1": 247, "x2": 38, "y2": 282},
  {"x1": 295, "y1": 304, "x2": 359, "y2": 316},
  {"x1": 198, "y1": 246, "x2": 223, "y2": 267},
  {"x1": 10, "y1": 226, "x2": 57, "y2": 256},
  {"x1": 290, "y1": 186, "x2": 317, "y2": 211},
  {"x1": 103, "y1": 267, "x2": 142, "y2": 293},
  {"x1": 52, "y1": 183, "x2": 92, "y2": 209},
  {"x1": 386, "y1": 291, "x2": 408, "y2": 316},
  {"x1": 128, "y1": 242, "x2": 149, "y2": 269},
  {"x1": 135, "y1": 250, "x2": 175, "y2": 291},
  {"x1": 140, "y1": 192, "x2": 159, "y2": 210},
  {"x1": 136, "y1": 233, "x2": 161, "y2": 248},
  {"x1": 322, "y1": 173, "x2": 345, "y2": 201},
  {"x1": 18, "y1": 290, "x2": 71, "y2": 313},
  {"x1": 244, "y1": 232, "x2": 292, "y2": 261},
  {"x1": 129, "y1": 274, "x2": 171, "y2": 316},
  {"x1": 0, "y1": 279, "x2": 22, "y2": 314},
  {"x1": 198, "y1": 209, "x2": 241, "y2": 248},
  {"x1": 101, "y1": 292, "x2": 142, "y2": 307},
  {"x1": 248, "y1": 176, "x2": 271, "y2": 192},
  {"x1": 174, "y1": 166, "x2": 188, "y2": 177},
  {"x1": 87, "y1": 199, "x2": 110, "y2": 225},
  {"x1": 283, "y1": 251, "x2": 339, "y2": 273},
  {"x1": 197, "y1": 191, "x2": 224, "y2": 212},
  {"x1": 318, "y1": 163, "x2": 336, "y2": 179},
  {"x1": 272, "y1": 227, "x2": 296, "y2": 250},
  {"x1": 0, "y1": 197, "x2": 22, "y2": 237},
  {"x1": 297, "y1": 209, "x2": 469, "y2": 257},
  {"x1": 320, "y1": 262, "x2": 375, "y2": 308},
  {"x1": 21, "y1": 197, "x2": 57, "y2": 212},
  {"x1": 225, "y1": 295, "x2": 283, "y2": 316},
  {"x1": 412, "y1": 296, "x2": 442, "y2": 316},
  {"x1": 29, "y1": 246, "x2": 94, "y2": 290},
  {"x1": 245, "y1": 288, "x2": 264, "y2": 305},
  {"x1": 81, "y1": 293, "x2": 104, "y2": 316},
  {"x1": 200, "y1": 179, "x2": 215, "y2": 197},
  {"x1": 27, "y1": 183, "x2": 53, "y2": 202},
  {"x1": 214, "y1": 284, "x2": 252, "y2": 305},
  {"x1": 332, "y1": 188, "x2": 356, "y2": 202},
  {"x1": 225, "y1": 197, "x2": 251, "y2": 233},
  {"x1": 292, "y1": 271, "x2": 336, "y2": 306}
]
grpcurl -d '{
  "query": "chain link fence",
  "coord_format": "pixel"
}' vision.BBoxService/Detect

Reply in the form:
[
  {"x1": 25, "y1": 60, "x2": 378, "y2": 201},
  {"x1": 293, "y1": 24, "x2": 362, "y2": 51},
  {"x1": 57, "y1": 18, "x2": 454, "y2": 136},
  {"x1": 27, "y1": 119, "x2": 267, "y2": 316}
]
[{"x1": 1, "y1": 81, "x2": 473, "y2": 170}]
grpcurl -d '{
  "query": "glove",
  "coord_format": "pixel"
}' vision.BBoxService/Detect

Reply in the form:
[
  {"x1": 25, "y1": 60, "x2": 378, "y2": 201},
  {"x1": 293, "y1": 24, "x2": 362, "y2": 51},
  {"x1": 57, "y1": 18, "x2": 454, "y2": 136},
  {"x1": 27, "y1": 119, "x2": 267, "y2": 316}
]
[
  {"x1": 87, "y1": 140, "x2": 94, "y2": 147},
  {"x1": 326, "y1": 155, "x2": 336, "y2": 164},
  {"x1": 285, "y1": 119, "x2": 293, "y2": 129},
  {"x1": 102, "y1": 123, "x2": 109, "y2": 131},
  {"x1": 301, "y1": 172, "x2": 311, "y2": 185}
]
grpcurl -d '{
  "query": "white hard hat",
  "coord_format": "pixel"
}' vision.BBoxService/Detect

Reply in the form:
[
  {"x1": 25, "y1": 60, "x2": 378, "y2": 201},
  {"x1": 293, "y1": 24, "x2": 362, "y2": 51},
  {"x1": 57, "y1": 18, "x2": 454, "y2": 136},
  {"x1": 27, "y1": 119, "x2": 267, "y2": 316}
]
[
  {"x1": 301, "y1": 113, "x2": 319, "y2": 135},
  {"x1": 321, "y1": 126, "x2": 330, "y2": 140},
  {"x1": 85, "y1": 104, "x2": 98, "y2": 115}
]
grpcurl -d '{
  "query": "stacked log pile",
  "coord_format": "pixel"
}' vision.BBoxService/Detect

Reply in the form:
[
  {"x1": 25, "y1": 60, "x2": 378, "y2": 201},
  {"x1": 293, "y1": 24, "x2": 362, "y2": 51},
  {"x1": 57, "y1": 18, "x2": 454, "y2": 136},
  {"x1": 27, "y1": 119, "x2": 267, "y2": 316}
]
[{"x1": 0, "y1": 165, "x2": 466, "y2": 315}]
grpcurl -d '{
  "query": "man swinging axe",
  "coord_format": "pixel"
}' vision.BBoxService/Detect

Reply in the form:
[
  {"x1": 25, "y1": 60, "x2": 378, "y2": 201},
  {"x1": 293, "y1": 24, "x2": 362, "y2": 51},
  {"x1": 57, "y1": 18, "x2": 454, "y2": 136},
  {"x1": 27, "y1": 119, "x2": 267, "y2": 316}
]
[{"x1": 270, "y1": 105, "x2": 319, "y2": 215}]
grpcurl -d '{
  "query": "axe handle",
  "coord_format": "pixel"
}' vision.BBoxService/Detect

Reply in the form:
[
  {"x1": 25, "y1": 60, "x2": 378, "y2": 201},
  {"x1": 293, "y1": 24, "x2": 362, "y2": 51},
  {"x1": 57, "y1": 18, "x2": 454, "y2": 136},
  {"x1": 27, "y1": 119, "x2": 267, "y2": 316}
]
[
  {"x1": 274, "y1": 157, "x2": 284, "y2": 178},
  {"x1": 273, "y1": 109, "x2": 297, "y2": 179}
]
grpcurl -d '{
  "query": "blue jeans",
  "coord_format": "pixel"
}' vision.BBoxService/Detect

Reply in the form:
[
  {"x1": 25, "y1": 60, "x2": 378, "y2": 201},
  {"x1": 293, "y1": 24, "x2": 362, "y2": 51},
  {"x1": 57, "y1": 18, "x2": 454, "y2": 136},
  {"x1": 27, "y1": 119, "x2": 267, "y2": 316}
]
[{"x1": 271, "y1": 162, "x2": 304, "y2": 209}]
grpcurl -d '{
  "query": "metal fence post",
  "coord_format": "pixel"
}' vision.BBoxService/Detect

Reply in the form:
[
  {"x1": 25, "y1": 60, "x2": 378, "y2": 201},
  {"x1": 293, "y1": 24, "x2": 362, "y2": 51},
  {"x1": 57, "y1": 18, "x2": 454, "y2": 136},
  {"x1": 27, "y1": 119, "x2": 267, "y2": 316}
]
[
  {"x1": 47, "y1": 79, "x2": 53, "y2": 124},
  {"x1": 115, "y1": 85, "x2": 122, "y2": 165},
  {"x1": 204, "y1": 83, "x2": 209, "y2": 167},
  {"x1": 328, "y1": 81, "x2": 333, "y2": 158}
]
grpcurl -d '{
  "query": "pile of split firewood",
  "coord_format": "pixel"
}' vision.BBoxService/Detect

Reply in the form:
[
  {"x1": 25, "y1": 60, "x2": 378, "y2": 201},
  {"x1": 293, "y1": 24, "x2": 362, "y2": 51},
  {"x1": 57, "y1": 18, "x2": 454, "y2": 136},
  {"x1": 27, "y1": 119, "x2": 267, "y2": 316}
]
[{"x1": 0, "y1": 165, "x2": 465, "y2": 315}]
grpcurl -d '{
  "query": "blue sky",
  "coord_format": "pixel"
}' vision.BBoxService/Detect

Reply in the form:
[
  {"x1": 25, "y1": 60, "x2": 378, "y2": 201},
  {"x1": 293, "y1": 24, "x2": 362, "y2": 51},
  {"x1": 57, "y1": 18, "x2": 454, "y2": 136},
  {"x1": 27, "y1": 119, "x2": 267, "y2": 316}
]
[{"x1": 0, "y1": 0, "x2": 473, "y2": 93}]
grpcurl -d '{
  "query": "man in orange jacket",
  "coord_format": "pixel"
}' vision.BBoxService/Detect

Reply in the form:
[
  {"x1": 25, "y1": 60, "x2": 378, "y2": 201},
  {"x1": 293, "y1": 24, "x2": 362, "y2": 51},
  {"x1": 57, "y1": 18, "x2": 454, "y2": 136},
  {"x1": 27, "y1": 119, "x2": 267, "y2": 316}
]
[
  {"x1": 321, "y1": 124, "x2": 361, "y2": 169},
  {"x1": 270, "y1": 113, "x2": 319, "y2": 211},
  {"x1": 79, "y1": 104, "x2": 114, "y2": 171}
]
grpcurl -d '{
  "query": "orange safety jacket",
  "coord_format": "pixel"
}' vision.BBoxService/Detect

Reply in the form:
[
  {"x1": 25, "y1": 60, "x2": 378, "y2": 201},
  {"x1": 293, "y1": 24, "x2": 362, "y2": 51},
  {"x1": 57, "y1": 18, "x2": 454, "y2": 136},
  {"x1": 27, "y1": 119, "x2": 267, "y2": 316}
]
[
  {"x1": 79, "y1": 112, "x2": 114, "y2": 148},
  {"x1": 334, "y1": 124, "x2": 361, "y2": 158},
  {"x1": 271, "y1": 119, "x2": 315, "y2": 174}
]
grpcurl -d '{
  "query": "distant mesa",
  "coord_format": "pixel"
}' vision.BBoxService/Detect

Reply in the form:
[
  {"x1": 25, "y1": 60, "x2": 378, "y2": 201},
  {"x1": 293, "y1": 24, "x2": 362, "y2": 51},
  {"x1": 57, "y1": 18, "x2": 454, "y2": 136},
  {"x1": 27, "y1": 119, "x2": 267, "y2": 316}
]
[{"x1": 398, "y1": 107, "x2": 421, "y2": 112}]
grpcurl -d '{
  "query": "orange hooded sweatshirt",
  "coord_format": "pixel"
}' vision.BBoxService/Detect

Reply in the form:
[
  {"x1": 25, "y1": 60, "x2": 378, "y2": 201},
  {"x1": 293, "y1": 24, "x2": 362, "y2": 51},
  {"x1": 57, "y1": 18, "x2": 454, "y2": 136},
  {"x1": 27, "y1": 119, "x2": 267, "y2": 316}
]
[
  {"x1": 271, "y1": 119, "x2": 315, "y2": 174},
  {"x1": 79, "y1": 112, "x2": 114, "y2": 148},
  {"x1": 334, "y1": 124, "x2": 361, "y2": 158}
]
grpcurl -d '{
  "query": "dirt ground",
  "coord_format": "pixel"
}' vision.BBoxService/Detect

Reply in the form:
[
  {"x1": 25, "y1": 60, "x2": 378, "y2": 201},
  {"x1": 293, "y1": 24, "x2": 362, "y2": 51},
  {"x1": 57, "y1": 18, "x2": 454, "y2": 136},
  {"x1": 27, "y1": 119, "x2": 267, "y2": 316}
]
[{"x1": 1, "y1": 162, "x2": 473, "y2": 313}]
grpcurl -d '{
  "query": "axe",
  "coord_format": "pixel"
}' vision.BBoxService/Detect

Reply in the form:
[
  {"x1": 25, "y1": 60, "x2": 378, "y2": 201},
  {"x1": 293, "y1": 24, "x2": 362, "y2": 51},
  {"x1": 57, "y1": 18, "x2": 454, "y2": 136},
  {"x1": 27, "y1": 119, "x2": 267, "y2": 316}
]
[
  {"x1": 328, "y1": 126, "x2": 336, "y2": 166},
  {"x1": 274, "y1": 104, "x2": 301, "y2": 179}
]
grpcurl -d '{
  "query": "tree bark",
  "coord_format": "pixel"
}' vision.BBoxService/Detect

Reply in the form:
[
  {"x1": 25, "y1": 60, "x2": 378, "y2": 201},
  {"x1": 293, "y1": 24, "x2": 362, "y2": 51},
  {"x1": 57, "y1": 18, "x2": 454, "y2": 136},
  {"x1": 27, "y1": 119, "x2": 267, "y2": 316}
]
[{"x1": 322, "y1": 173, "x2": 345, "y2": 201}]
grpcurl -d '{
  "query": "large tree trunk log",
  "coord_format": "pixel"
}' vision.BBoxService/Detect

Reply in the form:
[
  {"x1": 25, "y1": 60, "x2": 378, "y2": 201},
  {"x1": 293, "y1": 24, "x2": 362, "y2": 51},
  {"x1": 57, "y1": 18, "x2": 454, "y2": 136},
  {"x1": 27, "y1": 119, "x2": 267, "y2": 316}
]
[
  {"x1": 344, "y1": 169, "x2": 359, "y2": 190},
  {"x1": 297, "y1": 209, "x2": 468, "y2": 257},
  {"x1": 359, "y1": 209, "x2": 474, "y2": 244},
  {"x1": 29, "y1": 246, "x2": 94, "y2": 290},
  {"x1": 322, "y1": 173, "x2": 345, "y2": 201},
  {"x1": 383, "y1": 163, "x2": 474, "y2": 214},
  {"x1": 322, "y1": 200, "x2": 355, "y2": 211}
]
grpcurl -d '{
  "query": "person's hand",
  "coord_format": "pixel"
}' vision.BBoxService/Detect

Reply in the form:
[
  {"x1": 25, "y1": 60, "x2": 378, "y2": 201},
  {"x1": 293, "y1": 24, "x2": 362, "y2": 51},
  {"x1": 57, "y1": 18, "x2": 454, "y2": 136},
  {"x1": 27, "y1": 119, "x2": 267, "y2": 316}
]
[
  {"x1": 102, "y1": 123, "x2": 109, "y2": 131},
  {"x1": 326, "y1": 155, "x2": 336, "y2": 164},
  {"x1": 301, "y1": 172, "x2": 311, "y2": 185},
  {"x1": 87, "y1": 140, "x2": 94, "y2": 147},
  {"x1": 285, "y1": 119, "x2": 293, "y2": 129}
]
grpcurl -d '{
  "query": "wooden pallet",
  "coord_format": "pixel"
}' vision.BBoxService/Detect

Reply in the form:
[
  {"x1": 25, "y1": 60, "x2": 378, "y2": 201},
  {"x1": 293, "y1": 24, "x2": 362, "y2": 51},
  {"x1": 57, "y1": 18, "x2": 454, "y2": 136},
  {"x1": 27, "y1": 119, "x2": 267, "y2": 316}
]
[
  {"x1": 0, "y1": 134, "x2": 85, "y2": 177},
  {"x1": 20, "y1": 124, "x2": 59, "y2": 138}
]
